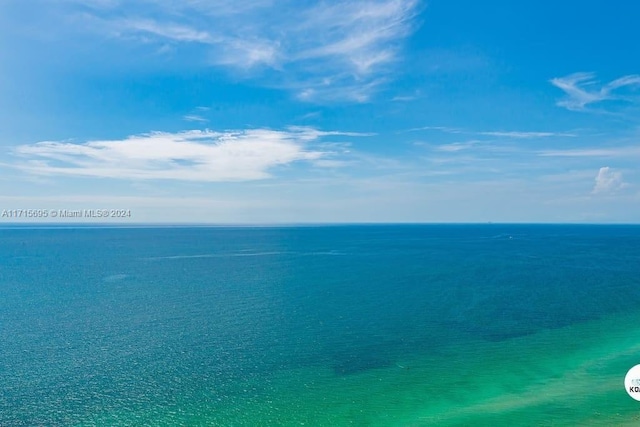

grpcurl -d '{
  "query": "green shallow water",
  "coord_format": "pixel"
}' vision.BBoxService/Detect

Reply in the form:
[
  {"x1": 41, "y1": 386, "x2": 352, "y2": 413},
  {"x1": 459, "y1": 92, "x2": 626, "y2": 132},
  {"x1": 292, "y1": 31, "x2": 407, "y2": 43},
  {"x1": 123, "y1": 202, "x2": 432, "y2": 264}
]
[{"x1": 85, "y1": 308, "x2": 640, "y2": 426}]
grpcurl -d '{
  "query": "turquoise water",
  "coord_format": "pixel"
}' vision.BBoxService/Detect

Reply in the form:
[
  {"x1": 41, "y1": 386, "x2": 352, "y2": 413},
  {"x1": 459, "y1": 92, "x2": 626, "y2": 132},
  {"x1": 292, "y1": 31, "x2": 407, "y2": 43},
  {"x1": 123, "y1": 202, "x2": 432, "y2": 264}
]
[{"x1": 1, "y1": 225, "x2": 640, "y2": 425}]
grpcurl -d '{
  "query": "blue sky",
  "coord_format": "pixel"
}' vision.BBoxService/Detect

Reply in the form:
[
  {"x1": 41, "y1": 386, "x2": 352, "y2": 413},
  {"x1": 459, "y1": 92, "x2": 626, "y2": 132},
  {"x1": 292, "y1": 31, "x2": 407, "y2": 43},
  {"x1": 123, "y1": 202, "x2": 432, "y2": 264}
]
[{"x1": 1, "y1": 0, "x2": 639, "y2": 223}]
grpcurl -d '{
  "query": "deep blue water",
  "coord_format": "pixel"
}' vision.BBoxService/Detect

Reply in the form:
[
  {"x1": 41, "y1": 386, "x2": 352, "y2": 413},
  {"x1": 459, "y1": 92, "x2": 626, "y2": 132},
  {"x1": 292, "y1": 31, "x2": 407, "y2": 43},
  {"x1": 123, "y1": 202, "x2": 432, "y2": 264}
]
[{"x1": 1, "y1": 225, "x2": 640, "y2": 425}]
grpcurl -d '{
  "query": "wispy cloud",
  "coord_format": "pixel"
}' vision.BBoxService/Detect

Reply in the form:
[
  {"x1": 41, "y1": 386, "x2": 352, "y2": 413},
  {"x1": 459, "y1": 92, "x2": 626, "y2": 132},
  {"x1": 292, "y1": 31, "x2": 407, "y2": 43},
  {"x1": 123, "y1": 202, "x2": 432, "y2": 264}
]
[
  {"x1": 13, "y1": 127, "x2": 367, "y2": 182},
  {"x1": 392, "y1": 95, "x2": 418, "y2": 102},
  {"x1": 477, "y1": 131, "x2": 575, "y2": 138},
  {"x1": 538, "y1": 146, "x2": 640, "y2": 157},
  {"x1": 593, "y1": 167, "x2": 627, "y2": 194},
  {"x1": 409, "y1": 126, "x2": 573, "y2": 138},
  {"x1": 550, "y1": 72, "x2": 640, "y2": 111},
  {"x1": 183, "y1": 115, "x2": 208, "y2": 123},
  {"x1": 406, "y1": 126, "x2": 463, "y2": 133},
  {"x1": 293, "y1": 0, "x2": 419, "y2": 75},
  {"x1": 116, "y1": 19, "x2": 214, "y2": 43},
  {"x1": 73, "y1": 0, "x2": 421, "y2": 102},
  {"x1": 433, "y1": 140, "x2": 482, "y2": 152}
]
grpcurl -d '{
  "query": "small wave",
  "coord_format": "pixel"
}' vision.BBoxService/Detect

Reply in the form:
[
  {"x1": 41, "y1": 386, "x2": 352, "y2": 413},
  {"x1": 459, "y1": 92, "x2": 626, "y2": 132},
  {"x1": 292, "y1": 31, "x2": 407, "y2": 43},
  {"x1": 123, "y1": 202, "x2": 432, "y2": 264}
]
[
  {"x1": 145, "y1": 250, "x2": 350, "y2": 261},
  {"x1": 146, "y1": 251, "x2": 287, "y2": 260}
]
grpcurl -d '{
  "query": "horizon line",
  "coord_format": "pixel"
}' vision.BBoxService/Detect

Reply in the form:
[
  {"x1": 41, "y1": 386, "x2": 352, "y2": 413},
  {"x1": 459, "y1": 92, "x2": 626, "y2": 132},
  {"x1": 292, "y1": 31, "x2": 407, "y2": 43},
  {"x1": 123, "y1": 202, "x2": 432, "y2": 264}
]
[{"x1": 1, "y1": 221, "x2": 639, "y2": 229}]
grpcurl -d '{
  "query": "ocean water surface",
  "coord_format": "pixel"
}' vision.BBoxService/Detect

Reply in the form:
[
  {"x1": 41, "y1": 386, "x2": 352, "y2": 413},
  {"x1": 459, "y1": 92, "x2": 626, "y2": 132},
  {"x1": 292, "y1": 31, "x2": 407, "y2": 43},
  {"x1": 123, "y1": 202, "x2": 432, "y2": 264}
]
[{"x1": 1, "y1": 224, "x2": 640, "y2": 426}]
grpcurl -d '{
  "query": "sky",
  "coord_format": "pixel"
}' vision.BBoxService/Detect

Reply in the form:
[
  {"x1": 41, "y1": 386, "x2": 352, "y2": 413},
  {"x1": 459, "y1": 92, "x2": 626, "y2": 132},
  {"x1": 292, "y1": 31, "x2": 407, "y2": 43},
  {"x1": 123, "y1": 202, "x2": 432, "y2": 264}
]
[{"x1": 1, "y1": 0, "x2": 639, "y2": 223}]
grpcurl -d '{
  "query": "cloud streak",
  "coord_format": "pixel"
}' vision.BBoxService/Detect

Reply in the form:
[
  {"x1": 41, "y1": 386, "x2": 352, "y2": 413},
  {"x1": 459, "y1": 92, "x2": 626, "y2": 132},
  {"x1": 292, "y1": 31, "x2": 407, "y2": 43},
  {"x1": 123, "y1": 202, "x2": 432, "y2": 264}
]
[
  {"x1": 550, "y1": 72, "x2": 640, "y2": 111},
  {"x1": 477, "y1": 131, "x2": 575, "y2": 138},
  {"x1": 410, "y1": 127, "x2": 574, "y2": 138},
  {"x1": 13, "y1": 127, "x2": 363, "y2": 181},
  {"x1": 183, "y1": 115, "x2": 208, "y2": 123},
  {"x1": 538, "y1": 146, "x2": 640, "y2": 158}
]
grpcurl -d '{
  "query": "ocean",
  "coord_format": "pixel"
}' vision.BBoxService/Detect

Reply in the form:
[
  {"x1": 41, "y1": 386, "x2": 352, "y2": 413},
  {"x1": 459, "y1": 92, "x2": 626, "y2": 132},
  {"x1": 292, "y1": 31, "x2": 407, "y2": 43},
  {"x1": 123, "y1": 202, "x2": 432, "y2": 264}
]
[{"x1": 1, "y1": 224, "x2": 640, "y2": 426}]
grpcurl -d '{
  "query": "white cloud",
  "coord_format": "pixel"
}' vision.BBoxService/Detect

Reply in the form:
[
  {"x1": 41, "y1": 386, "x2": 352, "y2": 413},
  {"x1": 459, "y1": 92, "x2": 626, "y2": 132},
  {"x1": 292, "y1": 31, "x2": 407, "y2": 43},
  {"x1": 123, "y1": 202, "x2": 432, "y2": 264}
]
[
  {"x1": 71, "y1": 0, "x2": 421, "y2": 102},
  {"x1": 13, "y1": 127, "x2": 359, "y2": 182},
  {"x1": 550, "y1": 72, "x2": 640, "y2": 111},
  {"x1": 593, "y1": 167, "x2": 627, "y2": 194}
]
